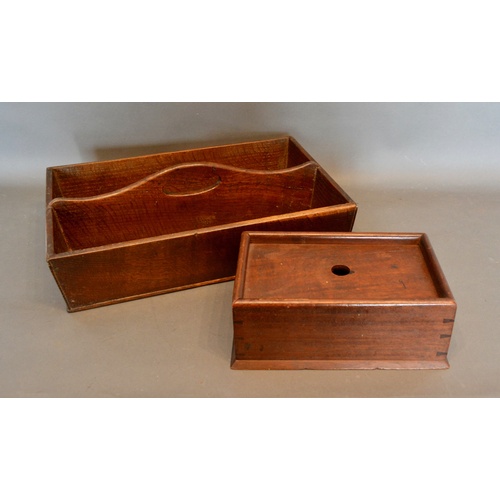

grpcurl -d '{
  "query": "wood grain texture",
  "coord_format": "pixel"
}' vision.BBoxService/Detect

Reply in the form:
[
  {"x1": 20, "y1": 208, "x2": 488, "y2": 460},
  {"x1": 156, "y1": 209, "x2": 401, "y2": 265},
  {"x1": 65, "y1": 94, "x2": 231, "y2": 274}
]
[
  {"x1": 48, "y1": 136, "x2": 310, "y2": 199},
  {"x1": 231, "y1": 232, "x2": 456, "y2": 370},
  {"x1": 46, "y1": 137, "x2": 357, "y2": 311},
  {"x1": 49, "y1": 162, "x2": 321, "y2": 250}
]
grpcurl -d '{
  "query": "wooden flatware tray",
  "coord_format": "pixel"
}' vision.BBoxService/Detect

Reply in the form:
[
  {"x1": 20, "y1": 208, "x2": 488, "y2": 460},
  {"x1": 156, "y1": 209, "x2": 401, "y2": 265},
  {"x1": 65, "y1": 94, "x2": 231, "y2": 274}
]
[
  {"x1": 46, "y1": 137, "x2": 357, "y2": 311},
  {"x1": 232, "y1": 231, "x2": 456, "y2": 369}
]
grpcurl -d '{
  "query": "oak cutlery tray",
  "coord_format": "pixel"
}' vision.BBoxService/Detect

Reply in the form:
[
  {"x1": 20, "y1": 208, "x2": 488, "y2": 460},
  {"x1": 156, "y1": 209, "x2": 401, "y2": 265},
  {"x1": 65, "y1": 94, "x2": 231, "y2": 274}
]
[{"x1": 46, "y1": 137, "x2": 357, "y2": 311}]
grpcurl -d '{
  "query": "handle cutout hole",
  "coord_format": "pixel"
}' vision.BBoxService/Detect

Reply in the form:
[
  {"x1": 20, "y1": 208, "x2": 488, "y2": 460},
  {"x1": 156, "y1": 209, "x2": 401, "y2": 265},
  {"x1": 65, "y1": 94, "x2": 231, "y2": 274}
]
[{"x1": 331, "y1": 265, "x2": 351, "y2": 276}]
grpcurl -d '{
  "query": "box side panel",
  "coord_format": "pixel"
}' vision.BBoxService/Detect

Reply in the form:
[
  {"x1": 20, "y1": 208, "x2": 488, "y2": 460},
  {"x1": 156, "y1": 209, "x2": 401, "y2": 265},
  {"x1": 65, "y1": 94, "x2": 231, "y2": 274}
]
[
  {"x1": 232, "y1": 303, "x2": 456, "y2": 369},
  {"x1": 418, "y1": 233, "x2": 456, "y2": 300}
]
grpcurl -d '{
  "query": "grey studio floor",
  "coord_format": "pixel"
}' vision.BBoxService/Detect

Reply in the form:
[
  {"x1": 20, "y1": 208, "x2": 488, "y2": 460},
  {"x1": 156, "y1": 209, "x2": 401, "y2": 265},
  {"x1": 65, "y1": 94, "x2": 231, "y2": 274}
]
[{"x1": 1, "y1": 179, "x2": 498, "y2": 397}]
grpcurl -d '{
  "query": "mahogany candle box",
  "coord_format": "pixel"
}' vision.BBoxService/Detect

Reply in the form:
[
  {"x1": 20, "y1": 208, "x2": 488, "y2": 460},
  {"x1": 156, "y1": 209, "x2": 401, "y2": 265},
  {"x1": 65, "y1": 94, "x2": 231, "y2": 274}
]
[{"x1": 231, "y1": 231, "x2": 456, "y2": 369}]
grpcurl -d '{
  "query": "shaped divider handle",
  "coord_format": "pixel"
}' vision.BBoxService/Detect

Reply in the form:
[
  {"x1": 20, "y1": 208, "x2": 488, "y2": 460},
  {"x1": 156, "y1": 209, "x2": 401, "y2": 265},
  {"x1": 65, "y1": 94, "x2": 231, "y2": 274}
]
[{"x1": 161, "y1": 165, "x2": 222, "y2": 196}]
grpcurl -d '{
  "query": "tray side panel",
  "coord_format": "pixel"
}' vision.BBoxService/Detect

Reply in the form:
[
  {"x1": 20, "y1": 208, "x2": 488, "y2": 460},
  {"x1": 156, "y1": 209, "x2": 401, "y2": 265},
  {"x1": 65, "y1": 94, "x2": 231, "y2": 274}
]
[
  {"x1": 50, "y1": 137, "x2": 302, "y2": 199},
  {"x1": 49, "y1": 232, "x2": 235, "y2": 311},
  {"x1": 312, "y1": 168, "x2": 355, "y2": 207},
  {"x1": 232, "y1": 303, "x2": 456, "y2": 369},
  {"x1": 49, "y1": 208, "x2": 357, "y2": 311},
  {"x1": 287, "y1": 137, "x2": 315, "y2": 167}
]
